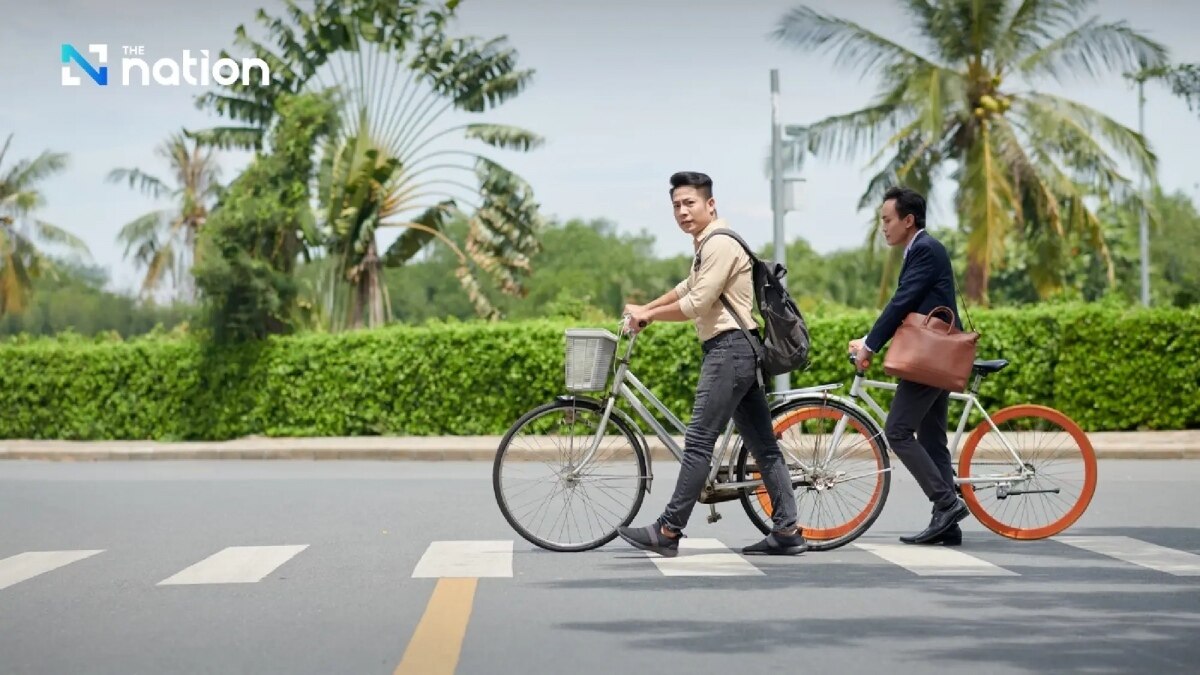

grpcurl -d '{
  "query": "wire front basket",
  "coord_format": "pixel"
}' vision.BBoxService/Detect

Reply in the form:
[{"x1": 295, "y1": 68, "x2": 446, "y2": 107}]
[{"x1": 564, "y1": 329, "x2": 619, "y2": 392}]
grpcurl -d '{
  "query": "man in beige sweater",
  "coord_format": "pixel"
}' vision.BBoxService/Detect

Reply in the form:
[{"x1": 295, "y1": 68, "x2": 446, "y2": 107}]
[{"x1": 616, "y1": 171, "x2": 806, "y2": 557}]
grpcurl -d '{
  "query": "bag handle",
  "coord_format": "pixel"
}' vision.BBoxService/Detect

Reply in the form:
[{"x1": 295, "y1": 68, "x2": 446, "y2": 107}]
[
  {"x1": 952, "y1": 273, "x2": 976, "y2": 333},
  {"x1": 923, "y1": 306, "x2": 957, "y2": 333}
]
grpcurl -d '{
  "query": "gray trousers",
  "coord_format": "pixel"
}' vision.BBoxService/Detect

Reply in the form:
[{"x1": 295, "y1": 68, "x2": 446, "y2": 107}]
[
  {"x1": 885, "y1": 379, "x2": 958, "y2": 511},
  {"x1": 659, "y1": 330, "x2": 799, "y2": 534}
]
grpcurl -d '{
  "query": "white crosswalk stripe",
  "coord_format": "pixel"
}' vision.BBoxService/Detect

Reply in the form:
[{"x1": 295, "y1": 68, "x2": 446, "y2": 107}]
[
  {"x1": 853, "y1": 542, "x2": 1020, "y2": 576},
  {"x1": 412, "y1": 541, "x2": 513, "y2": 578},
  {"x1": 645, "y1": 538, "x2": 763, "y2": 576},
  {"x1": 7, "y1": 534, "x2": 1200, "y2": 589},
  {"x1": 158, "y1": 545, "x2": 308, "y2": 585},
  {"x1": 1056, "y1": 536, "x2": 1200, "y2": 576},
  {"x1": 0, "y1": 550, "x2": 104, "y2": 591}
]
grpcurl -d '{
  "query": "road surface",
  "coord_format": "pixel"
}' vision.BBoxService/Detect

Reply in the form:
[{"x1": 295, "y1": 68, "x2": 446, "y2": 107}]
[{"x1": 2, "y1": 460, "x2": 1198, "y2": 674}]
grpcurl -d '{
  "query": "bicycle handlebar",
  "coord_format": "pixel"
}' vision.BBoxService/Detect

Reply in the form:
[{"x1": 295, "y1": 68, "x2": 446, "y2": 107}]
[
  {"x1": 619, "y1": 313, "x2": 647, "y2": 335},
  {"x1": 848, "y1": 352, "x2": 868, "y2": 378}
]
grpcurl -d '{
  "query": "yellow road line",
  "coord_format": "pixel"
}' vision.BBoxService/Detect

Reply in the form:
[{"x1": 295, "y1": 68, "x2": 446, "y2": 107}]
[{"x1": 394, "y1": 577, "x2": 479, "y2": 675}]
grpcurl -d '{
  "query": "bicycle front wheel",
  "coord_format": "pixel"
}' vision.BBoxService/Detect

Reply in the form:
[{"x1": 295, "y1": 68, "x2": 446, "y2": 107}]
[
  {"x1": 493, "y1": 398, "x2": 648, "y2": 552},
  {"x1": 959, "y1": 404, "x2": 1098, "y2": 540},
  {"x1": 737, "y1": 397, "x2": 891, "y2": 551}
]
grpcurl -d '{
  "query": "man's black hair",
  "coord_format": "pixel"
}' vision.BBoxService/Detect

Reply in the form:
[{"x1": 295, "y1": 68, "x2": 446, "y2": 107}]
[
  {"x1": 669, "y1": 171, "x2": 714, "y2": 200},
  {"x1": 883, "y1": 186, "x2": 926, "y2": 229}
]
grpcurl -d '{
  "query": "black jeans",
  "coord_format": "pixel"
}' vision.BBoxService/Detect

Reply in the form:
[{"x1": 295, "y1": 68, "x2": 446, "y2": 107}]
[
  {"x1": 885, "y1": 378, "x2": 958, "y2": 511},
  {"x1": 659, "y1": 330, "x2": 799, "y2": 534}
]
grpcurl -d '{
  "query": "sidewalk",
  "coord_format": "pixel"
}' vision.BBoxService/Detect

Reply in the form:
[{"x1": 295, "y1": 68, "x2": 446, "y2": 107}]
[{"x1": 1, "y1": 430, "x2": 1198, "y2": 461}]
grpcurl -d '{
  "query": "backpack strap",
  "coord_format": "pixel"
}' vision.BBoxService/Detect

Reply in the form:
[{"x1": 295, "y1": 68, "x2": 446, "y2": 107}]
[{"x1": 698, "y1": 230, "x2": 764, "y2": 386}]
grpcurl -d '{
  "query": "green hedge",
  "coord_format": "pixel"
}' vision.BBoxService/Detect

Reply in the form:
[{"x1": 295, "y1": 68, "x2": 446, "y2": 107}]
[{"x1": 1, "y1": 305, "x2": 1196, "y2": 440}]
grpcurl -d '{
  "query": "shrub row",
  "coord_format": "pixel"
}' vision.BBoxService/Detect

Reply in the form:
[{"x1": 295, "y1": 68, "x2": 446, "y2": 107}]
[{"x1": 1, "y1": 305, "x2": 1196, "y2": 440}]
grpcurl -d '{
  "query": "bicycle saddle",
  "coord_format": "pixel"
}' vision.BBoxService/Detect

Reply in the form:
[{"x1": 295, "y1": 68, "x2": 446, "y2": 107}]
[{"x1": 972, "y1": 359, "x2": 1010, "y2": 374}]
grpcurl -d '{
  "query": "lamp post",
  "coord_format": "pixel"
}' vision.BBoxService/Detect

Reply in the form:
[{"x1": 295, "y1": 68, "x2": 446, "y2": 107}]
[
  {"x1": 769, "y1": 70, "x2": 806, "y2": 392},
  {"x1": 770, "y1": 70, "x2": 786, "y2": 391},
  {"x1": 1138, "y1": 76, "x2": 1150, "y2": 307},
  {"x1": 1125, "y1": 68, "x2": 1156, "y2": 307}
]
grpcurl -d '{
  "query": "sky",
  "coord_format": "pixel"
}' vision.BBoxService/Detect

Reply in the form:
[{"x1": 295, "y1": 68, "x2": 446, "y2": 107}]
[{"x1": 2, "y1": 0, "x2": 1199, "y2": 295}]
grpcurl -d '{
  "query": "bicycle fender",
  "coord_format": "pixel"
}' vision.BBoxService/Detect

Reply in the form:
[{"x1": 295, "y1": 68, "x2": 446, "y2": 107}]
[
  {"x1": 770, "y1": 391, "x2": 880, "y2": 431},
  {"x1": 554, "y1": 395, "x2": 654, "y2": 494}
]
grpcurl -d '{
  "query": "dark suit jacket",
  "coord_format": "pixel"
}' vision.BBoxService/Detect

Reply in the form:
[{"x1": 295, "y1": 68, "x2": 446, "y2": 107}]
[{"x1": 865, "y1": 230, "x2": 961, "y2": 353}]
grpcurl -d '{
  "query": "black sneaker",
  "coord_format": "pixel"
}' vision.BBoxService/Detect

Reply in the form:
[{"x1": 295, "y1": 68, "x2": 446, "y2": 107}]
[
  {"x1": 742, "y1": 530, "x2": 809, "y2": 556},
  {"x1": 617, "y1": 523, "x2": 681, "y2": 557}
]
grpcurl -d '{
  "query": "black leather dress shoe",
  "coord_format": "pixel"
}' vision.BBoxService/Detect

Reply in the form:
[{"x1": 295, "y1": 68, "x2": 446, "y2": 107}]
[
  {"x1": 910, "y1": 499, "x2": 969, "y2": 544},
  {"x1": 900, "y1": 523, "x2": 962, "y2": 546}
]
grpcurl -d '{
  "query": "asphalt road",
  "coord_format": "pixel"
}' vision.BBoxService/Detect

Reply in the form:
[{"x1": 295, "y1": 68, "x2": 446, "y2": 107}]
[{"x1": 2, "y1": 459, "x2": 1198, "y2": 675}]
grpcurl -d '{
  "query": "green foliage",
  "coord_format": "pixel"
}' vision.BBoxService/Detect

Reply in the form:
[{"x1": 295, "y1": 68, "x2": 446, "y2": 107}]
[
  {"x1": 108, "y1": 130, "x2": 222, "y2": 300},
  {"x1": 1150, "y1": 63, "x2": 1200, "y2": 113},
  {"x1": 193, "y1": 92, "x2": 340, "y2": 342},
  {"x1": 775, "y1": 0, "x2": 1168, "y2": 302},
  {"x1": 0, "y1": 259, "x2": 194, "y2": 338},
  {"x1": 194, "y1": 0, "x2": 546, "y2": 324},
  {"x1": 1054, "y1": 305, "x2": 1200, "y2": 430},
  {"x1": 2, "y1": 306, "x2": 1196, "y2": 441},
  {"x1": 382, "y1": 218, "x2": 692, "y2": 321},
  {"x1": 1095, "y1": 189, "x2": 1200, "y2": 308},
  {"x1": 1, "y1": 134, "x2": 90, "y2": 315}
]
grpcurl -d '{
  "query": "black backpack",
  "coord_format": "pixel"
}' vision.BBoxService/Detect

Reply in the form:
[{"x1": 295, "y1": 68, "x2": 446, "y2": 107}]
[{"x1": 698, "y1": 229, "x2": 812, "y2": 377}]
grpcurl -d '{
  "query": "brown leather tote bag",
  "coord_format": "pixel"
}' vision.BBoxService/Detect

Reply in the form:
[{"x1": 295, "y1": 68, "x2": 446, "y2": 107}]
[{"x1": 882, "y1": 306, "x2": 979, "y2": 392}]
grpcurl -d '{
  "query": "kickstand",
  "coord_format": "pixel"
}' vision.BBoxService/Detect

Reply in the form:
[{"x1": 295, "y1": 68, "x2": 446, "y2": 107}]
[{"x1": 707, "y1": 504, "x2": 722, "y2": 524}]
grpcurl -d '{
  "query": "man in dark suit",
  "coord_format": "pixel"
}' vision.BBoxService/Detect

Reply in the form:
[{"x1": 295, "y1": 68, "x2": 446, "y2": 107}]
[{"x1": 849, "y1": 186, "x2": 969, "y2": 546}]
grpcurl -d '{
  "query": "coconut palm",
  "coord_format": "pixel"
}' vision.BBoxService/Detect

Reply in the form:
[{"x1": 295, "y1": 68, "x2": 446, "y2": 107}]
[
  {"x1": 0, "y1": 134, "x2": 89, "y2": 315},
  {"x1": 192, "y1": 0, "x2": 544, "y2": 325},
  {"x1": 108, "y1": 131, "x2": 222, "y2": 301},
  {"x1": 775, "y1": 0, "x2": 1168, "y2": 302}
]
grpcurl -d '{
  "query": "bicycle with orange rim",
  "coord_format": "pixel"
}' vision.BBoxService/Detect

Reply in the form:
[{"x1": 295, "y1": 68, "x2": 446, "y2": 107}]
[{"x1": 739, "y1": 355, "x2": 1098, "y2": 548}]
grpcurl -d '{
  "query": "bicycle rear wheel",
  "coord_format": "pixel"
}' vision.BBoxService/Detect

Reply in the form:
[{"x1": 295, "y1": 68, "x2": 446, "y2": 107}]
[
  {"x1": 493, "y1": 398, "x2": 648, "y2": 552},
  {"x1": 737, "y1": 397, "x2": 891, "y2": 551},
  {"x1": 959, "y1": 404, "x2": 1097, "y2": 540}
]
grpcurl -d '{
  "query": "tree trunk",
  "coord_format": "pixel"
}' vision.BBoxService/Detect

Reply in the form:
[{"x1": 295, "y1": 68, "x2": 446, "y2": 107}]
[
  {"x1": 875, "y1": 246, "x2": 903, "y2": 309},
  {"x1": 964, "y1": 254, "x2": 989, "y2": 305},
  {"x1": 348, "y1": 240, "x2": 389, "y2": 329}
]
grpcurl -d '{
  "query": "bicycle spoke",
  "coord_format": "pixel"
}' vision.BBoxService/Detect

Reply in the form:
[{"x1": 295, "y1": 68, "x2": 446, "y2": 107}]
[
  {"x1": 496, "y1": 401, "x2": 645, "y2": 550},
  {"x1": 961, "y1": 406, "x2": 1095, "y2": 539}
]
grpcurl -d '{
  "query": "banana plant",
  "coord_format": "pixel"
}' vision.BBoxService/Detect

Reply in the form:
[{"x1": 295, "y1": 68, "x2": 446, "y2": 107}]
[{"x1": 193, "y1": 0, "x2": 544, "y2": 325}]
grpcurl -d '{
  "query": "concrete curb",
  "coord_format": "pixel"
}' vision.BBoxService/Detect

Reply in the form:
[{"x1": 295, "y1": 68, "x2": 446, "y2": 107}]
[{"x1": 2, "y1": 432, "x2": 1198, "y2": 461}]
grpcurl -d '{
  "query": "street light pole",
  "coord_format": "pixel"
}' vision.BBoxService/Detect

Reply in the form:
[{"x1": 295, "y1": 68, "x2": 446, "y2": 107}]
[
  {"x1": 1138, "y1": 77, "x2": 1150, "y2": 307},
  {"x1": 770, "y1": 69, "x2": 788, "y2": 392}
]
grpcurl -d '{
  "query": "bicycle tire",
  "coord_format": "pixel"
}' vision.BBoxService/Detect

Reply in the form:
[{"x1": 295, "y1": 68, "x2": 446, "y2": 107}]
[
  {"x1": 959, "y1": 404, "x2": 1097, "y2": 540},
  {"x1": 737, "y1": 396, "x2": 891, "y2": 551},
  {"x1": 493, "y1": 398, "x2": 649, "y2": 552}
]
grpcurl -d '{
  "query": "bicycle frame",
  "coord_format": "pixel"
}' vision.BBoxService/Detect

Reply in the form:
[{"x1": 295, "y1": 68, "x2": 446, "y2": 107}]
[
  {"x1": 843, "y1": 372, "x2": 1032, "y2": 487},
  {"x1": 570, "y1": 325, "x2": 825, "y2": 495}
]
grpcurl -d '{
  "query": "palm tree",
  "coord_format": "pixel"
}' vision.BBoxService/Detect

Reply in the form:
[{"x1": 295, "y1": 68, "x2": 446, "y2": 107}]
[
  {"x1": 192, "y1": 0, "x2": 544, "y2": 326},
  {"x1": 1148, "y1": 63, "x2": 1199, "y2": 112},
  {"x1": 774, "y1": 0, "x2": 1168, "y2": 302},
  {"x1": 0, "y1": 134, "x2": 89, "y2": 315},
  {"x1": 108, "y1": 131, "x2": 222, "y2": 301}
]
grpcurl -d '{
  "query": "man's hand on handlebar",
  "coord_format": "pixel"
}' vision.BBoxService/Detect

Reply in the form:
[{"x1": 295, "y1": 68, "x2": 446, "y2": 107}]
[
  {"x1": 624, "y1": 309, "x2": 652, "y2": 333},
  {"x1": 847, "y1": 338, "x2": 871, "y2": 371},
  {"x1": 621, "y1": 306, "x2": 652, "y2": 335}
]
